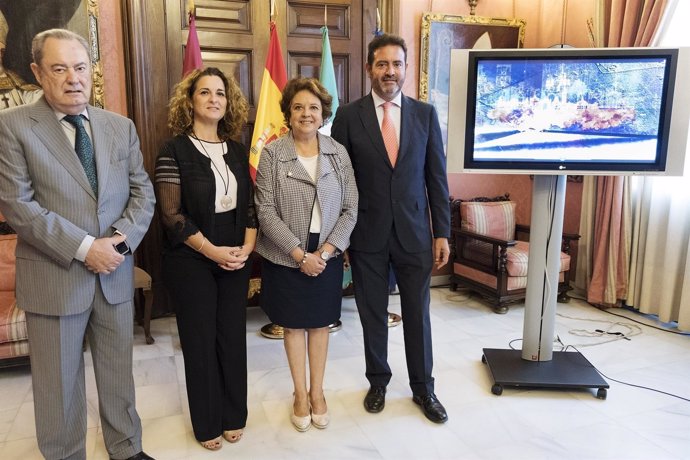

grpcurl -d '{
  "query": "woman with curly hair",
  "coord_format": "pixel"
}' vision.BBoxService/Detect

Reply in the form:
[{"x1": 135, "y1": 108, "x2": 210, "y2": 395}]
[{"x1": 154, "y1": 67, "x2": 256, "y2": 451}]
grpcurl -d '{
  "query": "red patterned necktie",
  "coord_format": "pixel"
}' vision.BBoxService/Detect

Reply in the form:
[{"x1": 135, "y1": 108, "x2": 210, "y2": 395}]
[{"x1": 381, "y1": 101, "x2": 398, "y2": 167}]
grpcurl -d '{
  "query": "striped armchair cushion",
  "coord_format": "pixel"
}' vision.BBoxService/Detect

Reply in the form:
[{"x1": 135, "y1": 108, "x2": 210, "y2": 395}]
[
  {"x1": 0, "y1": 340, "x2": 29, "y2": 359},
  {"x1": 506, "y1": 241, "x2": 571, "y2": 277},
  {"x1": 0, "y1": 230, "x2": 27, "y2": 347},
  {"x1": 506, "y1": 241, "x2": 530, "y2": 276},
  {"x1": 0, "y1": 296, "x2": 27, "y2": 345},
  {"x1": 0, "y1": 234, "x2": 16, "y2": 292},
  {"x1": 461, "y1": 201, "x2": 516, "y2": 241}
]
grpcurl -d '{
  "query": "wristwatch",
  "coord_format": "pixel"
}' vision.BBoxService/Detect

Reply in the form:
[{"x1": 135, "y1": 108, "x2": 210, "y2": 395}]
[
  {"x1": 113, "y1": 230, "x2": 131, "y2": 255},
  {"x1": 320, "y1": 250, "x2": 331, "y2": 261}
]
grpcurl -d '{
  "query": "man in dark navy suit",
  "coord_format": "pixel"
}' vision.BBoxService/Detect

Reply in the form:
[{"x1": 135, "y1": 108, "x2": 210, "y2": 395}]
[{"x1": 331, "y1": 33, "x2": 451, "y2": 423}]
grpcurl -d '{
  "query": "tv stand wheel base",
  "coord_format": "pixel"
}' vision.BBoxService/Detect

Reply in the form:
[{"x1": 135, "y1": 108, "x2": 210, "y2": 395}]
[
  {"x1": 491, "y1": 383, "x2": 503, "y2": 396},
  {"x1": 597, "y1": 388, "x2": 608, "y2": 400}
]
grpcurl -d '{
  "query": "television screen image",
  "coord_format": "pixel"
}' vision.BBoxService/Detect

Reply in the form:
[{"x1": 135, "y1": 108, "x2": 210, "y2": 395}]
[
  {"x1": 473, "y1": 57, "x2": 667, "y2": 163},
  {"x1": 447, "y1": 48, "x2": 690, "y2": 175}
]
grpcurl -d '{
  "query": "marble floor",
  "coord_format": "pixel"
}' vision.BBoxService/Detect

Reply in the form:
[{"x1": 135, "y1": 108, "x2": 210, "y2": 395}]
[{"x1": 1, "y1": 287, "x2": 689, "y2": 459}]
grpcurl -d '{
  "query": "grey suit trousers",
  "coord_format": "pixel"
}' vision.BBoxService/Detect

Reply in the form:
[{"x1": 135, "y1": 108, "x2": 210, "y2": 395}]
[{"x1": 25, "y1": 279, "x2": 142, "y2": 460}]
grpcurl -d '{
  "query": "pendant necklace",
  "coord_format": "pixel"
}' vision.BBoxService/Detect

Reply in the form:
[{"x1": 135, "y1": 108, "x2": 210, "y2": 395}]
[{"x1": 192, "y1": 133, "x2": 233, "y2": 210}]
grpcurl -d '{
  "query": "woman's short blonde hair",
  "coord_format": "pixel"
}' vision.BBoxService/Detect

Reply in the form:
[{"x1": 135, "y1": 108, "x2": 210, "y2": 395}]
[
  {"x1": 168, "y1": 67, "x2": 248, "y2": 140},
  {"x1": 280, "y1": 77, "x2": 333, "y2": 128}
]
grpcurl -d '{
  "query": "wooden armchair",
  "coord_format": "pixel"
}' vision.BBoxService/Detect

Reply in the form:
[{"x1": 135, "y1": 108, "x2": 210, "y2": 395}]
[
  {"x1": 449, "y1": 195, "x2": 580, "y2": 314},
  {"x1": 0, "y1": 214, "x2": 29, "y2": 368}
]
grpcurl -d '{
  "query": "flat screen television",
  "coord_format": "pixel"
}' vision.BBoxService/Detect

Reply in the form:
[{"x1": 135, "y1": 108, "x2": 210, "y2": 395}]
[{"x1": 447, "y1": 47, "x2": 690, "y2": 175}]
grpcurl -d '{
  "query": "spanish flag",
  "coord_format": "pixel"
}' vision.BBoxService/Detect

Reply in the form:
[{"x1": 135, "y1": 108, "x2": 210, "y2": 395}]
[{"x1": 249, "y1": 21, "x2": 288, "y2": 182}]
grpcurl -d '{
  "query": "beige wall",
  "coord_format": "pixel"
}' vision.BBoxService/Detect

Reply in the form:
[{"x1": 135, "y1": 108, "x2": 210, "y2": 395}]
[{"x1": 398, "y1": 0, "x2": 596, "y2": 98}]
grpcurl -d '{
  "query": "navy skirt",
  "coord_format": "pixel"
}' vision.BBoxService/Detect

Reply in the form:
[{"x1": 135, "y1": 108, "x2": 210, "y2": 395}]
[{"x1": 261, "y1": 234, "x2": 343, "y2": 328}]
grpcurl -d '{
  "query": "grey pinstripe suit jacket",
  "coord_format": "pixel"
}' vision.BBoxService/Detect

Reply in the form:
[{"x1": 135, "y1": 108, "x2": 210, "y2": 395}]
[
  {"x1": 0, "y1": 96, "x2": 155, "y2": 315},
  {"x1": 255, "y1": 132, "x2": 358, "y2": 267}
]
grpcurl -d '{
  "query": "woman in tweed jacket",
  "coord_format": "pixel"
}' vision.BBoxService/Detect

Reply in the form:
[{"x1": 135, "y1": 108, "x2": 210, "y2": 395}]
[{"x1": 255, "y1": 78, "x2": 358, "y2": 431}]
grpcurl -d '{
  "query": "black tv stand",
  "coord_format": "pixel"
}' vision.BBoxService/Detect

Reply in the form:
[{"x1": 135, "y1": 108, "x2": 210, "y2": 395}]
[
  {"x1": 482, "y1": 175, "x2": 609, "y2": 399},
  {"x1": 482, "y1": 348, "x2": 609, "y2": 399}
]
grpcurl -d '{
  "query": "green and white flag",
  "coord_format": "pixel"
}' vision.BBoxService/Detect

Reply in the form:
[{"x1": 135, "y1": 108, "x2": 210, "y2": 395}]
[{"x1": 318, "y1": 25, "x2": 339, "y2": 135}]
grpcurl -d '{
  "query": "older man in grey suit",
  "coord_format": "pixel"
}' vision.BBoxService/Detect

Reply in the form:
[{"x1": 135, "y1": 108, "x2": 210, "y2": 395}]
[{"x1": 0, "y1": 29, "x2": 155, "y2": 460}]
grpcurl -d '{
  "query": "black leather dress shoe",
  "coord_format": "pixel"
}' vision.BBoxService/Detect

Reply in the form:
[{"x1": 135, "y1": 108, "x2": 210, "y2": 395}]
[
  {"x1": 111, "y1": 452, "x2": 155, "y2": 460},
  {"x1": 363, "y1": 386, "x2": 386, "y2": 413},
  {"x1": 413, "y1": 393, "x2": 448, "y2": 423}
]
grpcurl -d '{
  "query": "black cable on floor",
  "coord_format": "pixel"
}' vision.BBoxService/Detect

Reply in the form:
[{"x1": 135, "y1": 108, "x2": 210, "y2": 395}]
[
  {"x1": 431, "y1": 283, "x2": 452, "y2": 289},
  {"x1": 599, "y1": 307, "x2": 690, "y2": 336},
  {"x1": 566, "y1": 345, "x2": 690, "y2": 403}
]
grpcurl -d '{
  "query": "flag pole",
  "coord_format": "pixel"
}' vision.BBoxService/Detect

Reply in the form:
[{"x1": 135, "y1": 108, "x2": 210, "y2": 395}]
[
  {"x1": 182, "y1": 0, "x2": 203, "y2": 77},
  {"x1": 318, "y1": 6, "x2": 339, "y2": 133}
]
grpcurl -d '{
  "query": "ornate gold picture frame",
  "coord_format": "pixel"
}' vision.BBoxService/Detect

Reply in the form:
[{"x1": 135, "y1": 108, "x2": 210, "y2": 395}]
[
  {"x1": 86, "y1": 0, "x2": 104, "y2": 108},
  {"x1": 0, "y1": 0, "x2": 103, "y2": 110},
  {"x1": 419, "y1": 13, "x2": 525, "y2": 150}
]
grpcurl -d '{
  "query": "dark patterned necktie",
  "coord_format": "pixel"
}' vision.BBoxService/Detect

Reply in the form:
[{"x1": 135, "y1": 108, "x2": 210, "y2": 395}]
[{"x1": 63, "y1": 114, "x2": 98, "y2": 195}]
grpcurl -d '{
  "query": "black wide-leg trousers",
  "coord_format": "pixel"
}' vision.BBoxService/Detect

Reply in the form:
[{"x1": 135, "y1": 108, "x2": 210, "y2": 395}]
[{"x1": 164, "y1": 250, "x2": 250, "y2": 441}]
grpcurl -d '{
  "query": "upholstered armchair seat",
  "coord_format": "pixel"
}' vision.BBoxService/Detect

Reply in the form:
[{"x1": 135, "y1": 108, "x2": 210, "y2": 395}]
[
  {"x1": 0, "y1": 232, "x2": 30, "y2": 367},
  {"x1": 449, "y1": 196, "x2": 578, "y2": 314}
]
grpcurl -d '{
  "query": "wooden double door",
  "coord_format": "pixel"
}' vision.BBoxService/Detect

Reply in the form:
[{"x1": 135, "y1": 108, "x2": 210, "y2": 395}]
[{"x1": 123, "y1": 0, "x2": 377, "y2": 313}]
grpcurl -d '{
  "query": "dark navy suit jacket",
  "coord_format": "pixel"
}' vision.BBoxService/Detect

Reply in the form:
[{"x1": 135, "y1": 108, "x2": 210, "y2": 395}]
[{"x1": 331, "y1": 93, "x2": 450, "y2": 254}]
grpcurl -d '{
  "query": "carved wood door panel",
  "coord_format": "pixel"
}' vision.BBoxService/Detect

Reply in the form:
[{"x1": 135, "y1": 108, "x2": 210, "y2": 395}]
[{"x1": 284, "y1": 0, "x2": 364, "y2": 106}]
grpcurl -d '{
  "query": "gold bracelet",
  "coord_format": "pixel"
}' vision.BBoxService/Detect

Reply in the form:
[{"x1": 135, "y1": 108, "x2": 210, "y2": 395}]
[{"x1": 196, "y1": 237, "x2": 206, "y2": 252}]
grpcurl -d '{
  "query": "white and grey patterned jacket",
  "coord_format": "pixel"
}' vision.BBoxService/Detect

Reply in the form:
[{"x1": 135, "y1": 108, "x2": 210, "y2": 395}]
[{"x1": 255, "y1": 132, "x2": 358, "y2": 267}]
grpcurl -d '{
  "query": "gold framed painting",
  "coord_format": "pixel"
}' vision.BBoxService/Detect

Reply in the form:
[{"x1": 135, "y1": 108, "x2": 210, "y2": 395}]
[
  {"x1": 0, "y1": 0, "x2": 103, "y2": 110},
  {"x1": 419, "y1": 13, "x2": 525, "y2": 150}
]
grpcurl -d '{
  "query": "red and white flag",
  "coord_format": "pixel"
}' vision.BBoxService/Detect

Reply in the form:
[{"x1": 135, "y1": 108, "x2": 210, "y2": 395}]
[{"x1": 182, "y1": 1, "x2": 203, "y2": 77}]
